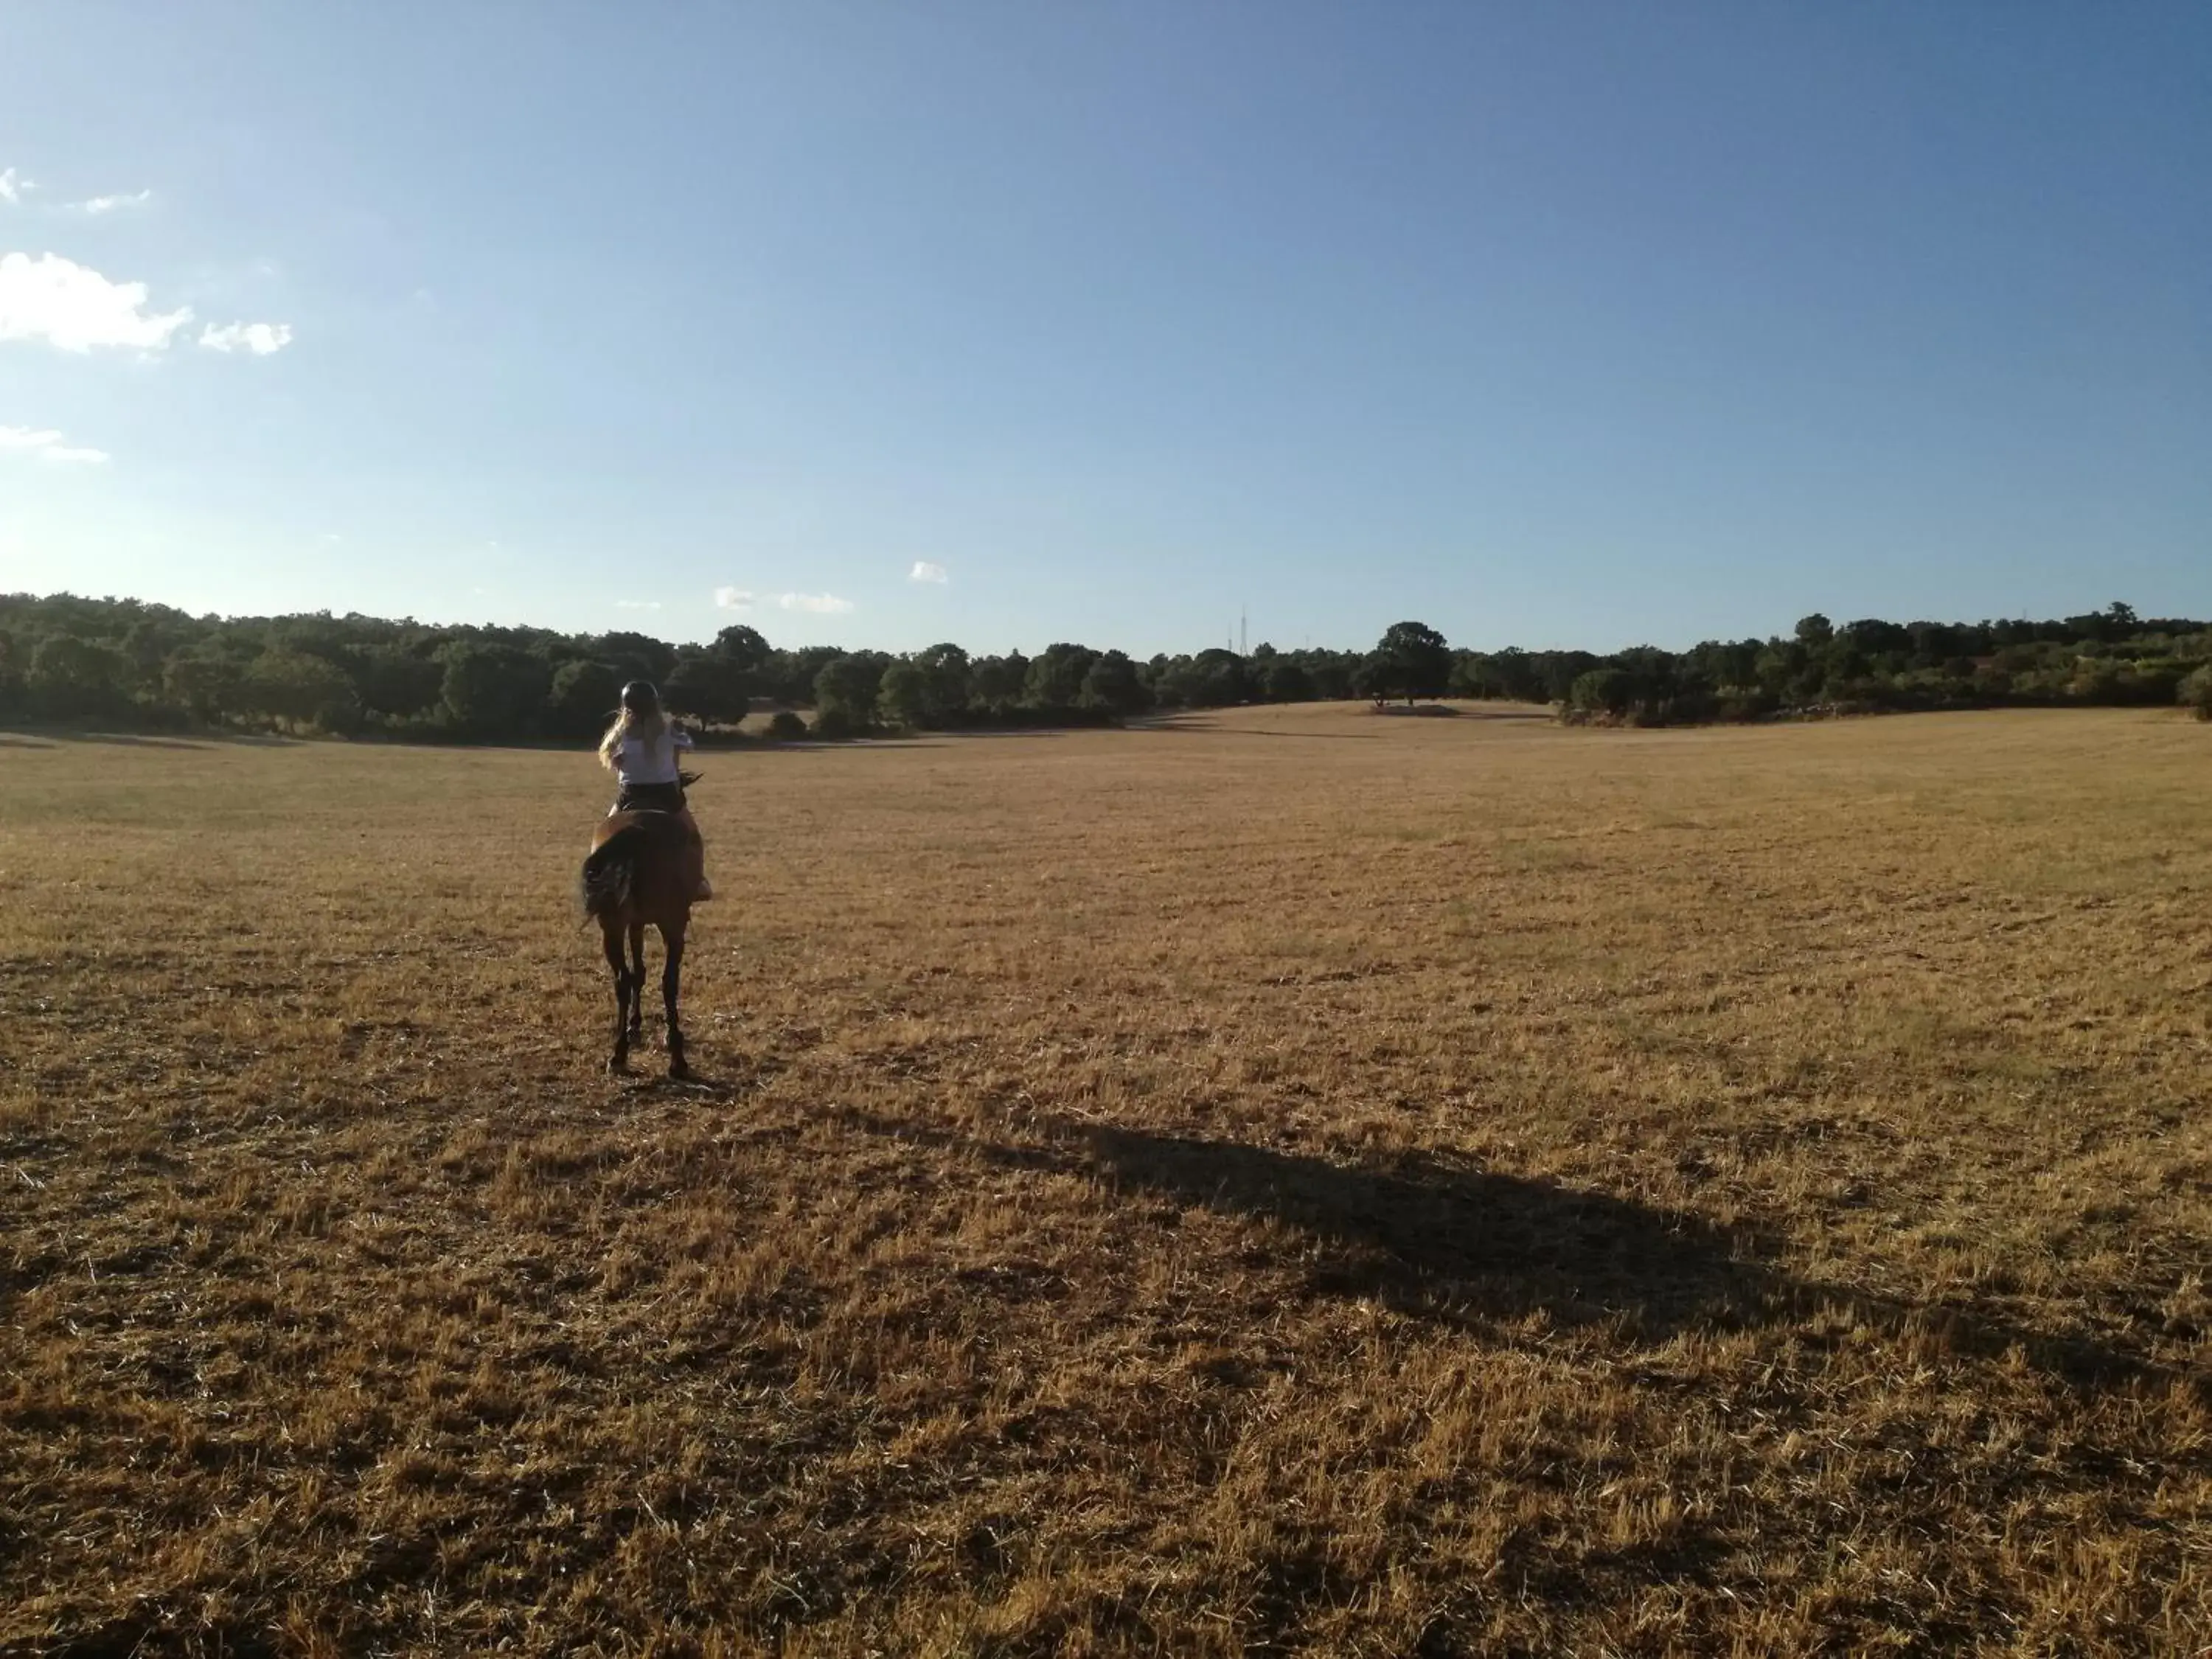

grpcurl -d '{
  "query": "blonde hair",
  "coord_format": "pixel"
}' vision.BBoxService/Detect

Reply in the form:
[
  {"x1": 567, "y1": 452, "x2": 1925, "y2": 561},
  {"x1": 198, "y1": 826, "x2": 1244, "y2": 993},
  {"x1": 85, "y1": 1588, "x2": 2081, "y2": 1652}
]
[{"x1": 597, "y1": 705, "x2": 668, "y2": 771}]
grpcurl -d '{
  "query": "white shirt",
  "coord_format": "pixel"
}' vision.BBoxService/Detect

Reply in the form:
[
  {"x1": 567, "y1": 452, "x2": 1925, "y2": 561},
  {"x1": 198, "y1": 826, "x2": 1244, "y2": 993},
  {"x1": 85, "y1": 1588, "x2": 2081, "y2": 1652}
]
[{"x1": 615, "y1": 725, "x2": 693, "y2": 786}]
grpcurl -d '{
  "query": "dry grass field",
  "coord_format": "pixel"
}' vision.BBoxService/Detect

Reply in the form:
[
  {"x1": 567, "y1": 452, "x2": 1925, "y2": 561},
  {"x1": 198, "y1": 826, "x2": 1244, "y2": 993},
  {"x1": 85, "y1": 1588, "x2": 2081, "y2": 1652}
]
[{"x1": 3, "y1": 703, "x2": 2208, "y2": 1656}]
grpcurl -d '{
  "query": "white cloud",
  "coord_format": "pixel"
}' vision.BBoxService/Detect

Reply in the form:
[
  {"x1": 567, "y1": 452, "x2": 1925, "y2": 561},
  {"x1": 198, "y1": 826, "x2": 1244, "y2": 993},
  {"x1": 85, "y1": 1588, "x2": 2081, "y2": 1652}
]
[
  {"x1": 909, "y1": 560, "x2": 950, "y2": 585},
  {"x1": 0, "y1": 251, "x2": 190, "y2": 351},
  {"x1": 0, "y1": 425, "x2": 109, "y2": 465},
  {"x1": 0, "y1": 169, "x2": 31, "y2": 205},
  {"x1": 715, "y1": 587, "x2": 855, "y2": 615},
  {"x1": 616, "y1": 600, "x2": 662, "y2": 611},
  {"x1": 80, "y1": 189, "x2": 153, "y2": 215},
  {"x1": 198, "y1": 320, "x2": 293, "y2": 355}
]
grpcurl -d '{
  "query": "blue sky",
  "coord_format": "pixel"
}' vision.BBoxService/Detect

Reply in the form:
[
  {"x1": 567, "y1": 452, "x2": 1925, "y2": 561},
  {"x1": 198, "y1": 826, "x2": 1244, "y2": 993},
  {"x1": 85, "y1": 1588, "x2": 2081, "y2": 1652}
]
[{"x1": 3, "y1": 2, "x2": 2207, "y2": 655}]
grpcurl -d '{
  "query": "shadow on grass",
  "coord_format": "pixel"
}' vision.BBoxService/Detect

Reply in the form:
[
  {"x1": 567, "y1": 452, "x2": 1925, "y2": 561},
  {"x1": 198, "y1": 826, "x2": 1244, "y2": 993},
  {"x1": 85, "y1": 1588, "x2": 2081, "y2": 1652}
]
[
  {"x1": 1125, "y1": 716, "x2": 1381, "y2": 742},
  {"x1": 832, "y1": 1107, "x2": 2171, "y2": 1396},
  {"x1": 1082, "y1": 1127, "x2": 1773, "y2": 1338},
  {"x1": 1, "y1": 728, "x2": 301, "y2": 749}
]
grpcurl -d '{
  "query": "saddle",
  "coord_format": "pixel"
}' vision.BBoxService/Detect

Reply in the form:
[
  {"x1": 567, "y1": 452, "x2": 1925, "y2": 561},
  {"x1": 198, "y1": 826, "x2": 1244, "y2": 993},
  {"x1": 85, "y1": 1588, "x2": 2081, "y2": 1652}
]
[{"x1": 612, "y1": 771, "x2": 703, "y2": 815}]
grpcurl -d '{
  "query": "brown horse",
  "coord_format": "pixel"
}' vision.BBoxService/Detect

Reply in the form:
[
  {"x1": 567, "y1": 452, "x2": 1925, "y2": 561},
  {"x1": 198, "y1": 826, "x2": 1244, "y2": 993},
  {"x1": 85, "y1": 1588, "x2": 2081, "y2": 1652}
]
[{"x1": 580, "y1": 805, "x2": 700, "y2": 1077}]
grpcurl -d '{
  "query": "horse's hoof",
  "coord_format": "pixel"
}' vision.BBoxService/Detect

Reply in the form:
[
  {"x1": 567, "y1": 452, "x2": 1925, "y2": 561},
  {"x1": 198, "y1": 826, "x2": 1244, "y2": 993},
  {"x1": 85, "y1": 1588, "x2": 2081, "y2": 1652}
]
[
  {"x1": 608, "y1": 1054, "x2": 630, "y2": 1076},
  {"x1": 667, "y1": 1058, "x2": 691, "y2": 1081}
]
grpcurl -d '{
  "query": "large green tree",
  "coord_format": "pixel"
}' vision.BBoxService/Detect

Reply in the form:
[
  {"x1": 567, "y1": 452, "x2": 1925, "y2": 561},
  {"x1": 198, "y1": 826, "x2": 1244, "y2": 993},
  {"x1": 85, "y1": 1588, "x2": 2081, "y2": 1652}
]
[
  {"x1": 1079, "y1": 650, "x2": 1150, "y2": 715},
  {"x1": 27, "y1": 636, "x2": 131, "y2": 719},
  {"x1": 1024, "y1": 644, "x2": 1097, "y2": 709},
  {"x1": 244, "y1": 650, "x2": 361, "y2": 733},
  {"x1": 875, "y1": 660, "x2": 935, "y2": 729},
  {"x1": 440, "y1": 642, "x2": 550, "y2": 737},
  {"x1": 813, "y1": 653, "x2": 885, "y2": 735},
  {"x1": 1368, "y1": 621, "x2": 1453, "y2": 704},
  {"x1": 549, "y1": 659, "x2": 624, "y2": 738},
  {"x1": 664, "y1": 647, "x2": 751, "y2": 724}
]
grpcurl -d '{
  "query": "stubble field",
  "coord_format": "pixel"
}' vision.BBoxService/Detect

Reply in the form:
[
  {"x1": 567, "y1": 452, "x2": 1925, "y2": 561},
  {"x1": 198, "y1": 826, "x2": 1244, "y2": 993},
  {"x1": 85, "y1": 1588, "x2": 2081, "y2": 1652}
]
[{"x1": 2, "y1": 703, "x2": 2208, "y2": 1656}]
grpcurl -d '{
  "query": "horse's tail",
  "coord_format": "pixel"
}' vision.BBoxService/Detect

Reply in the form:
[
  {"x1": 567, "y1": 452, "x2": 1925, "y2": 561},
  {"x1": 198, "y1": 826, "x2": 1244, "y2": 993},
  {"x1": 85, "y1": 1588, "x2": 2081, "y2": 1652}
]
[{"x1": 580, "y1": 826, "x2": 647, "y2": 922}]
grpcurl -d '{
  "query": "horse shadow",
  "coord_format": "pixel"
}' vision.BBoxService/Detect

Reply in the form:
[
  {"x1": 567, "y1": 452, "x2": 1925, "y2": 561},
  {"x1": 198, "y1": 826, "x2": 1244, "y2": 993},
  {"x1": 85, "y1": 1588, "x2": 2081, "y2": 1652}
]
[
  {"x1": 832, "y1": 1107, "x2": 2167, "y2": 1394},
  {"x1": 1077, "y1": 1127, "x2": 1778, "y2": 1343}
]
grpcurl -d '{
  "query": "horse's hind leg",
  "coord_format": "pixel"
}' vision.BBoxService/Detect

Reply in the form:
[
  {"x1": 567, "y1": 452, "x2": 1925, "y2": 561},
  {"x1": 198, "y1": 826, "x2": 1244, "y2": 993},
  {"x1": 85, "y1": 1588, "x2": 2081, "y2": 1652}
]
[
  {"x1": 602, "y1": 925, "x2": 631, "y2": 1073},
  {"x1": 661, "y1": 919, "x2": 689, "y2": 1079},
  {"x1": 626, "y1": 922, "x2": 647, "y2": 1042}
]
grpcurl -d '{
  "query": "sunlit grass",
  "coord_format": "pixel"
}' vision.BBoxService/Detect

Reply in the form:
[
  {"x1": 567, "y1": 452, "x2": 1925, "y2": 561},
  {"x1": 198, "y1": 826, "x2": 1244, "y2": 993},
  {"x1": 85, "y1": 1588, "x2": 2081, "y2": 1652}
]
[{"x1": 2, "y1": 704, "x2": 2208, "y2": 1652}]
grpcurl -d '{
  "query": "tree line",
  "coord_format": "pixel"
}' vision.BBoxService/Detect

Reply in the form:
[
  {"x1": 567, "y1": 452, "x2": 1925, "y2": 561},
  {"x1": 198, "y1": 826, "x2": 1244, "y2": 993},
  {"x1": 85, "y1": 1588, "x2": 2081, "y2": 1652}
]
[{"x1": 2, "y1": 592, "x2": 2208, "y2": 741}]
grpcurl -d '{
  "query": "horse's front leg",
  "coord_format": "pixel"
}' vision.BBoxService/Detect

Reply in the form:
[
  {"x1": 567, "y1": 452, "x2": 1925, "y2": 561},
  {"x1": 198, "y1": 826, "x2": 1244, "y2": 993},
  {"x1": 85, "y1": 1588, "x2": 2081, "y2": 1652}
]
[
  {"x1": 661, "y1": 920, "x2": 688, "y2": 1079},
  {"x1": 626, "y1": 922, "x2": 647, "y2": 1042},
  {"x1": 602, "y1": 926, "x2": 631, "y2": 1073}
]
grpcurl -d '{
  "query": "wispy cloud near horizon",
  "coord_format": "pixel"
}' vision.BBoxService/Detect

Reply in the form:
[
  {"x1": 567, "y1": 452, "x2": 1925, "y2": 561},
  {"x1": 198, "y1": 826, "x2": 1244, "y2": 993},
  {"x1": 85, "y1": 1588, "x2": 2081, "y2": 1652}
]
[
  {"x1": 79, "y1": 189, "x2": 153, "y2": 215},
  {"x1": 713, "y1": 586, "x2": 855, "y2": 616},
  {"x1": 909, "y1": 560, "x2": 949, "y2": 585},
  {"x1": 0, "y1": 424, "x2": 110, "y2": 464}
]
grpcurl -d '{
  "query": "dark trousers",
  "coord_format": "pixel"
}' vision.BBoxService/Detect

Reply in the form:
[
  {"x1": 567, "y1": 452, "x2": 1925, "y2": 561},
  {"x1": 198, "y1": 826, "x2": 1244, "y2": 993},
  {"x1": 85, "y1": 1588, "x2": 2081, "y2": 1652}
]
[{"x1": 613, "y1": 781, "x2": 687, "y2": 814}]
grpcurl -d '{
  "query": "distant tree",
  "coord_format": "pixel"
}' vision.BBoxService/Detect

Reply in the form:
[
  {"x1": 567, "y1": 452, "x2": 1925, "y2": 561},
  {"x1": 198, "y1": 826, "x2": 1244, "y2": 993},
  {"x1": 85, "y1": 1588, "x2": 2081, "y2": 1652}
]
[
  {"x1": 709, "y1": 623, "x2": 772, "y2": 678},
  {"x1": 355, "y1": 646, "x2": 446, "y2": 721},
  {"x1": 875, "y1": 660, "x2": 934, "y2": 729},
  {"x1": 1188, "y1": 648, "x2": 1251, "y2": 707},
  {"x1": 1147, "y1": 655, "x2": 1197, "y2": 709},
  {"x1": 813, "y1": 653, "x2": 882, "y2": 730},
  {"x1": 439, "y1": 641, "x2": 549, "y2": 737},
  {"x1": 243, "y1": 650, "x2": 361, "y2": 733},
  {"x1": 663, "y1": 648, "x2": 750, "y2": 724},
  {"x1": 970, "y1": 652, "x2": 1030, "y2": 715},
  {"x1": 767, "y1": 645, "x2": 845, "y2": 706},
  {"x1": 163, "y1": 649, "x2": 246, "y2": 726},
  {"x1": 7, "y1": 586, "x2": 2211, "y2": 740},
  {"x1": 269, "y1": 613, "x2": 365, "y2": 672},
  {"x1": 1568, "y1": 667, "x2": 1634, "y2": 718},
  {"x1": 548, "y1": 659, "x2": 623, "y2": 739},
  {"x1": 765, "y1": 709, "x2": 808, "y2": 741},
  {"x1": 1024, "y1": 643, "x2": 1097, "y2": 709},
  {"x1": 1369, "y1": 621, "x2": 1453, "y2": 704},
  {"x1": 2180, "y1": 665, "x2": 2212, "y2": 722},
  {"x1": 588, "y1": 630, "x2": 678, "y2": 689},
  {"x1": 1261, "y1": 655, "x2": 1315, "y2": 703},
  {"x1": 123, "y1": 615, "x2": 194, "y2": 686},
  {"x1": 1906, "y1": 621, "x2": 1962, "y2": 667},
  {"x1": 1079, "y1": 650, "x2": 1151, "y2": 715},
  {"x1": 914, "y1": 642, "x2": 972, "y2": 720},
  {"x1": 0, "y1": 630, "x2": 24, "y2": 717},
  {"x1": 1301, "y1": 650, "x2": 1359, "y2": 701},
  {"x1": 27, "y1": 635, "x2": 130, "y2": 719},
  {"x1": 1471, "y1": 646, "x2": 1545, "y2": 703},
  {"x1": 1840, "y1": 619, "x2": 1910, "y2": 658}
]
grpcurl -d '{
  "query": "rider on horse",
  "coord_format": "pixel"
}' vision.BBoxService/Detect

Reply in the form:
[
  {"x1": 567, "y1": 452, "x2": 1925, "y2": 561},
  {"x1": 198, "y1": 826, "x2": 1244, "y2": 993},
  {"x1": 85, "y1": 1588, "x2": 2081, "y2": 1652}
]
[{"x1": 599, "y1": 679, "x2": 712, "y2": 901}]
